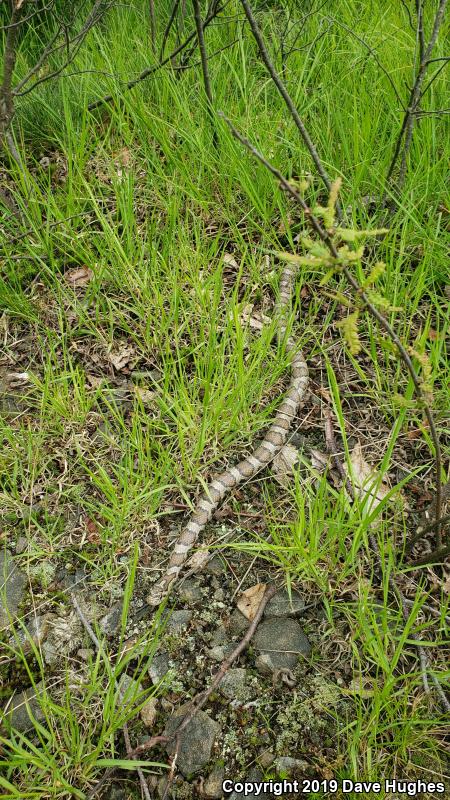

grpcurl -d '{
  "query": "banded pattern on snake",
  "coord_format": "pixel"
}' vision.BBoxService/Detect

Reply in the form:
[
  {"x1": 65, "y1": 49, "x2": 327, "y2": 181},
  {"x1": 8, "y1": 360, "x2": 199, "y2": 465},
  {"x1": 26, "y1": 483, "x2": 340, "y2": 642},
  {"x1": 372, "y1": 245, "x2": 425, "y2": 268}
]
[{"x1": 148, "y1": 261, "x2": 309, "y2": 606}]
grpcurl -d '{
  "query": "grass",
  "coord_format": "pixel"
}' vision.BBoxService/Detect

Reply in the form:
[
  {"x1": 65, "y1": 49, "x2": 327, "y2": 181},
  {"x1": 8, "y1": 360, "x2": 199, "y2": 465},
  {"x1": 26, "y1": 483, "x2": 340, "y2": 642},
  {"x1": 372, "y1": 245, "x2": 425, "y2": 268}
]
[{"x1": 1, "y1": 0, "x2": 449, "y2": 797}]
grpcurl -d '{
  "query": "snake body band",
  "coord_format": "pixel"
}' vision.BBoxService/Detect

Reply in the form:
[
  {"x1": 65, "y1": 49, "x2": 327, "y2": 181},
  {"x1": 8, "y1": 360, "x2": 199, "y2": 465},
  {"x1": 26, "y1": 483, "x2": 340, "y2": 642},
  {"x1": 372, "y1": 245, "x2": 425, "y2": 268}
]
[{"x1": 148, "y1": 263, "x2": 308, "y2": 606}]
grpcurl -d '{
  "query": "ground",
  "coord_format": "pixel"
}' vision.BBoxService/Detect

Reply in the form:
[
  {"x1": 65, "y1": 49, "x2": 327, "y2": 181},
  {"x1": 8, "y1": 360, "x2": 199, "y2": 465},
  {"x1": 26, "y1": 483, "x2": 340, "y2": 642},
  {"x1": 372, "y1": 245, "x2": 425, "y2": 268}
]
[{"x1": 0, "y1": 1, "x2": 449, "y2": 798}]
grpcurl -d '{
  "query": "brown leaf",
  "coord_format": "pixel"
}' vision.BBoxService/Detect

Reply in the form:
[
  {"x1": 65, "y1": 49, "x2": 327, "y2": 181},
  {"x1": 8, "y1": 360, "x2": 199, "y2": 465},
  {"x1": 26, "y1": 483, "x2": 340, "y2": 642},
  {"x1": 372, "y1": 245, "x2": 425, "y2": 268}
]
[
  {"x1": 223, "y1": 252, "x2": 239, "y2": 269},
  {"x1": 108, "y1": 344, "x2": 136, "y2": 371},
  {"x1": 134, "y1": 385, "x2": 156, "y2": 404},
  {"x1": 64, "y1": 267, "x2": 93, "y2": 288},
  {"x1": 237, "y1": 583, "x2": 267, "y2": 621},
  {"x1": 345, "y1": 442, "x2": 390, "y2": 511},
  {"x1": 240, "y1": 303, "x2": 271, "y2": 331},
  {"x1": 271, "y1": 443, "x2": 299, "y2": 485},
  {"x1": 310, "y1": 449, "x2": 330, "y2": 472}
]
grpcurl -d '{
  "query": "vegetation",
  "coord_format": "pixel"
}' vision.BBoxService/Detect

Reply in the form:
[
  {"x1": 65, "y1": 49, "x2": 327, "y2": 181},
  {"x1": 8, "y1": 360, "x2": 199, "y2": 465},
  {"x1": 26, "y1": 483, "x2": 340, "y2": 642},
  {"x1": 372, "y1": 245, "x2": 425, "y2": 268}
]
[{"x1": 1, "y1": 0, "x2": 448, "y2": 797}]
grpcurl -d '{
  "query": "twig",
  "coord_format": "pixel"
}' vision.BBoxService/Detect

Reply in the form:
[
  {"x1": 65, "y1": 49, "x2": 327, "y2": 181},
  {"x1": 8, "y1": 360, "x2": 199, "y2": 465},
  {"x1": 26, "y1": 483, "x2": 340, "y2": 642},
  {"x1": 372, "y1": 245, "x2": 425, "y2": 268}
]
[
  {"x1": 160, "y1": 0, "x2": 182, "y2": 61},
  {"x1": 191, "y1": 0, "x2": 216, "y2": 142},
  {"x1": 386, "y1": 0, "x2": 448, "y2": 191},
  {"x1": 409, "y1": 544, "x2": 450, "y2": 567},
  {"x1": 88, "y1": 2, "x2": 226, "y2": 110},
  {"x1": 87, "y1": 584, "x2": 275, "y2": 798},
  {"x1": 219, "y1": 111, "x2": 443, "y2": 546},
  {"x1": 238, "y1": 0, "x2": 340, "y2": 218}
]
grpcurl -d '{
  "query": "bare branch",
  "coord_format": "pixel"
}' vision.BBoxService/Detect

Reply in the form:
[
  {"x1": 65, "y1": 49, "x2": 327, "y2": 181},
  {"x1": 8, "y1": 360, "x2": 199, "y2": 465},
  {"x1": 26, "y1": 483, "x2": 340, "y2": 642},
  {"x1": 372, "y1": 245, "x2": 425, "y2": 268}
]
[
  {"x1": 238, "y1": 0, "x2": 340, "y2": 218},
  {"x1": 219, "y1": 111, "x2": 443, "y2": 548},
  {"x1": 88, "y1": 0, "x2": 227, "y2": 110}
]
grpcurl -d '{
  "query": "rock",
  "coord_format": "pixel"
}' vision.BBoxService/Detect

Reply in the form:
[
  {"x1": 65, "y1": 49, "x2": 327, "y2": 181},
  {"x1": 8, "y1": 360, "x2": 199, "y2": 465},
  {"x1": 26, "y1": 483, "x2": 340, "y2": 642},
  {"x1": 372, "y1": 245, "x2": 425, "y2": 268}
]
[
  {"x1": 149, "y1": 652, "x2": 170, "y2": 684},
  {"x1": 164, "y1": 704, "x2": 221, "y2": 777},
  {"x1": 264, "y1": 588, "x2": 305, "y2": 618},
  {"x1": 0, "y1": 550, "x2": 27, "y2": 629},
  {"x1": 15, "y1": 537, "x2": 28, "y2": 555},
  {"x1": 258, "y1": 749, "x2": 275, "y2": 768},
  {"x1": 227, "y1": 609, "x2": 250, "y2": 637},
  {"x1": 118, "y1": 673, "x2": 142, "y2": 701},
  {"x1": 6, "y1": 681, "x2": 46, "y2": 732},
  {"x1": 253, "y1": 618, "x2": 311, "y2": 675},
  {"x1": 218, "y1": 669, "x2": 250, "y2": 701},
  {"x1": 140, "y1": 697, "x2": 158, "y2": 728},
  {"x1": 179, "y1": 579, "x2": 203, "y2": 603},
  {"x1": 205, "y1": 556, "x2": 226, "y2": 575},
  {"x1": 229, "y1": 769, "x2": 269, "y2": 799},
  {"x1": 41, "y1": 610, "x2": 83, "y2": 666},
  {"x1": 275, "y1": 756, "x2": 310, "y2": 776},
  {"x1": 77, "y1": 648, "x2": 93, "y2": 661},
  {"x1": 204, "y1": 765, "x2": 225, "y2": 798},
  {"x1": 13, "y1": 614, "x2": 51, "y2": 653},
  {"x1": 166, "y1": 609, "x2": 192, "y2": 632},
  {"x1": 99, "y1": 602, "x2": 122, "y2": 636},
  {"x1": 206, "y1": 643, "x2": 234, "y2": 662}
]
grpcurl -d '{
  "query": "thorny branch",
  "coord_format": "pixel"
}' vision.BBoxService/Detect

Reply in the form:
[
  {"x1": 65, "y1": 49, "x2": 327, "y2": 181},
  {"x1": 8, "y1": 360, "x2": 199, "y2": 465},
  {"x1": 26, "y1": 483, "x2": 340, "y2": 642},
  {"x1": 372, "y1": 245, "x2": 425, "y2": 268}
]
[{"x1": 218, "y1": 112, "x2": 444, "y2": 552}]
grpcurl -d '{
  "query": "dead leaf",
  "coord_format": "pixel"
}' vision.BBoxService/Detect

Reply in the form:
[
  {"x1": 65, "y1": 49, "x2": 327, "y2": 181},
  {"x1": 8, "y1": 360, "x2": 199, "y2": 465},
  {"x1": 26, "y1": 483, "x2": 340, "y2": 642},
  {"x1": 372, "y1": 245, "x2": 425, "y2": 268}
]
[
  {"x1": 64, "y1": 267, "x2": 93, "y2": 288},
  {"x1": 237, "y1": 583, "x2": 267, "y2": 621},
  {"x1": 272, "y1": 443, "x2": 299, "y2": 485},
  {"x1": 7, "y1": 371, "x2": 30, "y2": 387},
  {"x1": 240, "y1": 303, "x2": 271, "y2": 331},
  {"x1": 134, "y1": 386, "x2": 156, "y2": 404},
  {"x1": 108, "y1": 344, "x2": 136, "y2": 371},
  {"x1": 345, "y1": 442, "x2": 390, "y2": 511},
  {"x1": 310, "y1": 449, "x2": 330, "y2": 472},
  {"x1": 223, "y1": 252, "x2": 239, "y2": 269}
]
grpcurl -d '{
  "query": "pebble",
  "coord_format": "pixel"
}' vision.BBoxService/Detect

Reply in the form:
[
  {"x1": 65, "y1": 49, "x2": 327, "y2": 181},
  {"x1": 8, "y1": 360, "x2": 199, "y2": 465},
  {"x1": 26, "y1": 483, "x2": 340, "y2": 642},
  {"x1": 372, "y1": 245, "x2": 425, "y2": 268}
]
[
  {"x1": 218, "y1": 668, "x2": 251, "y2": 701},
  {"x1": 6, "y1": 681, "x2": 46, "y2": 733},
  {"x1": 0, "y1": 550, "x2": 27, "y2": 629},
  {"x1": 148, "y1": 652, "x2": 171, "y2": 684},
  {"x1": 264, "y1": 588, "x2": 305, "y2": 618},
  {"x1": 140, "y1": 697, "x2": 158, "y2": 728},
  {"x1": 253, "y1": 618, "x2": 311, "y2": 675},
  {"x1": 204, "y1": 765, "x2": 225, "y2": 798},
  {"x1": 164, "y1": 704, "x2": 221, "y2": 776}
]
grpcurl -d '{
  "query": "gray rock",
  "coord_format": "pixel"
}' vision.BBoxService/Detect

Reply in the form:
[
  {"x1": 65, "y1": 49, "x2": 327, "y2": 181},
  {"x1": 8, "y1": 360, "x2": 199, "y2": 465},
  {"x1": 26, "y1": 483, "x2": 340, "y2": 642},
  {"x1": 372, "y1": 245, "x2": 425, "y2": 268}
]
[
  {"x1": 205, "y1": 556, "x2": 226, "y2": 575},
  {"x1": 15, "y1": 537, "x2": 28, "y2": 555},
  {"x1": 264, "y1": 588, "x2": 305, "y2": 618},
  {"x1": 218, "y1": 668, "x2": 250, "y2": 701},
  {"x1": 227, "y1": 609, "x2": 250, "y2": 637},
  {"x1": 0, "y1": 550, "x2": 27, "y2": 629},
  {"x1": 149, "y1": 652, "x2": 170, "y2": 684},
  {"x1": 179, "y1": 579, "x2": 203, "y2": 603},
  {"x1": 6, "y1": 681, "x2": 46, "y2": 732},
  {"x1": 229, "y1": 769, "x2": 269, "y2": 799},
  {"x1": 253, "y1": 618, "x2": 311, "y2": 675},
  {"x1": 118, "y1": 673, "x2": 142, "y2": 701},
  {"x1": 204, "y1": 765, "x2": 225, "y2": 798},
  {"x1": 166, "y1": 609, "x2": 192, "y2": 632},
  {"x1": 99, "y1": 602, "x2": 122, "y2": 636},
  {"x1": 164, "y1": 704, "x2": 221, "y2": 777},
  {"x1": 275, "y1": 756, "x2": 310, "y2": 776},
  {"x1": 206, "y1": 643, "x2": 235, "y2": 662}
]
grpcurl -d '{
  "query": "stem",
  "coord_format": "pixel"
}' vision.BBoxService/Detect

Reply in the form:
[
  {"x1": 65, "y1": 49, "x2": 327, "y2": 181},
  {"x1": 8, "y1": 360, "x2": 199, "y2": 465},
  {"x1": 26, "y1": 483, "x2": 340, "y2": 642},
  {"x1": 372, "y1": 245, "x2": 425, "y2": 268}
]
[
  {"x1": 219, "y1": 113, "x2": 443, "y2": 548},
  {"x1": 239, "y1": 0, "x2": 340, "y2": 219}
]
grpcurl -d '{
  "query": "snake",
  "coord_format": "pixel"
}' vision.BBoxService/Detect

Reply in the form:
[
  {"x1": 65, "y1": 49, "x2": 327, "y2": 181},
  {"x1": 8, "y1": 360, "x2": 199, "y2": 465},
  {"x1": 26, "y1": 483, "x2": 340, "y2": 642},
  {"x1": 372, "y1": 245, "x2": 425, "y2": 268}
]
[{"x1": 148, "y1": 260, "x2": 309, "y2": 607}]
